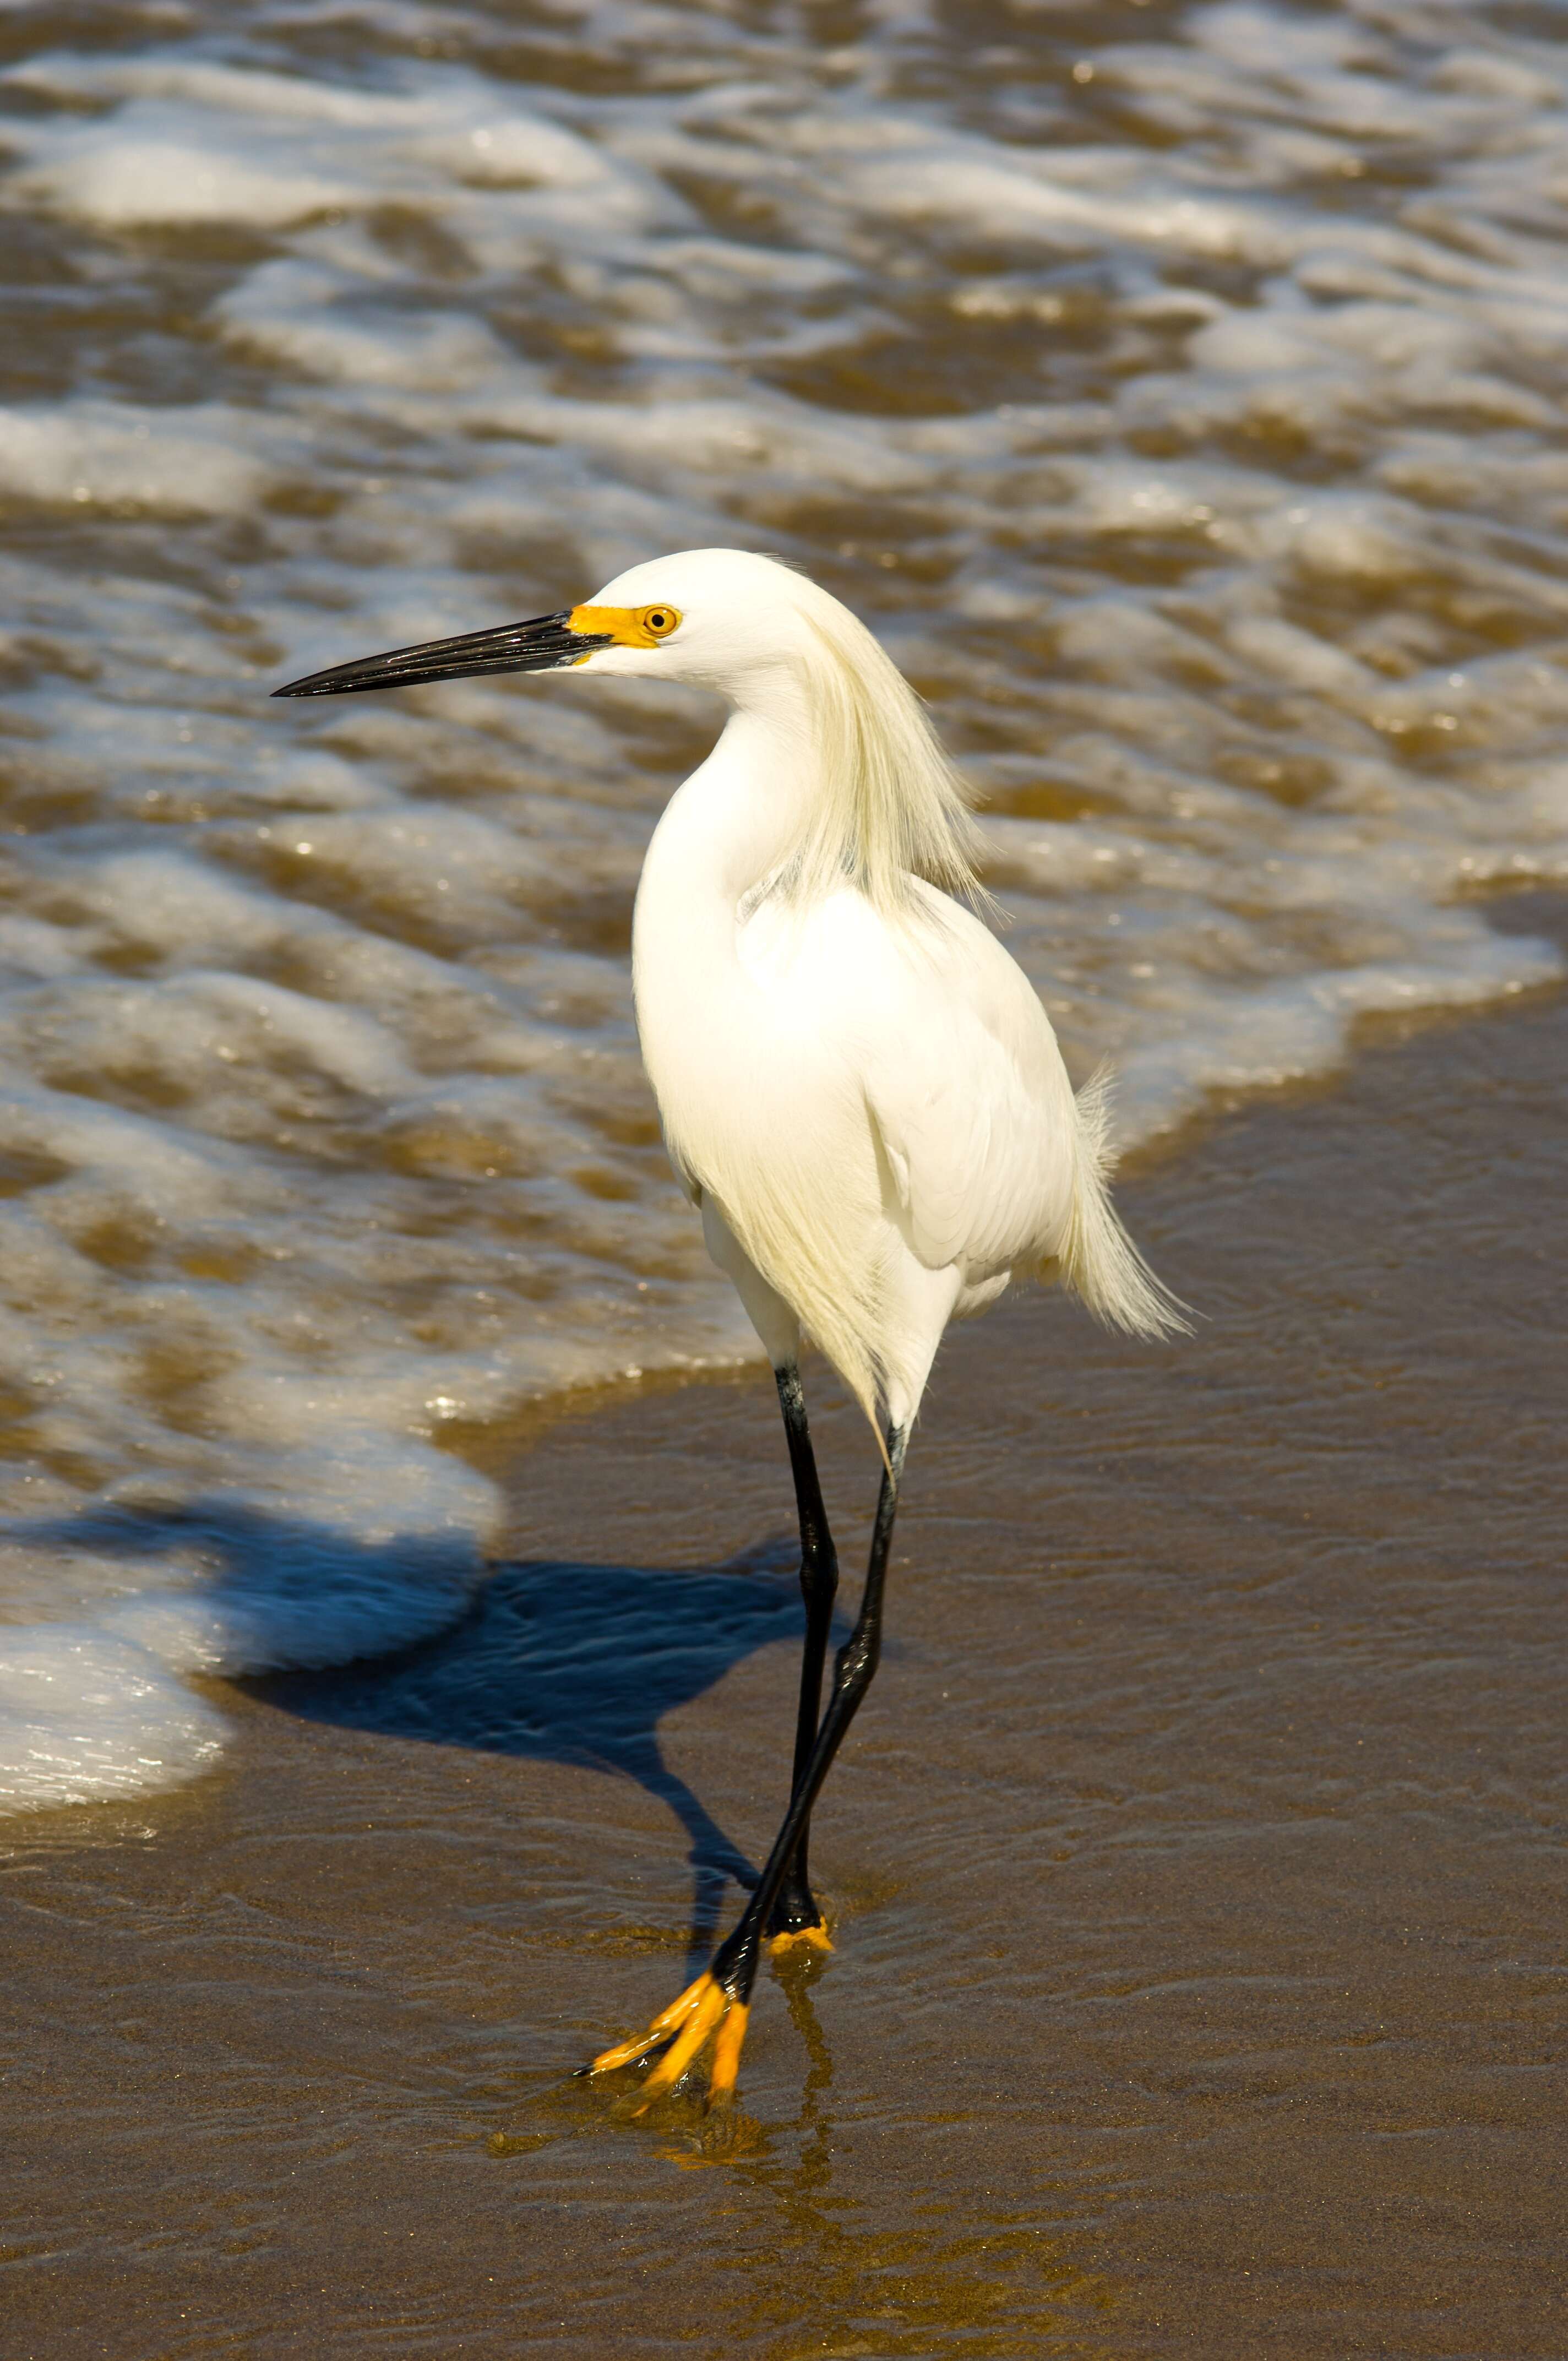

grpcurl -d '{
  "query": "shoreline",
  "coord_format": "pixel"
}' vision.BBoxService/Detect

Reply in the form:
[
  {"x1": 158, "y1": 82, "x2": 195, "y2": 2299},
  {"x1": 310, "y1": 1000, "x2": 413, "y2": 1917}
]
[
  {"x1": 445, "y1": 881, "x2": 1568, "y2": 1483},
  {"x1": 3, "y1": 924, "x2": 1566, "y2": 2359}
]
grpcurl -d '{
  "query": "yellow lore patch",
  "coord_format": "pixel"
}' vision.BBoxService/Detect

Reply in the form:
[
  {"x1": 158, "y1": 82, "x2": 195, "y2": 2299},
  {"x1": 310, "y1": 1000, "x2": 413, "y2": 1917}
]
[{"x1": 567, "y1": 601, "x2": 682, "y2": 652}]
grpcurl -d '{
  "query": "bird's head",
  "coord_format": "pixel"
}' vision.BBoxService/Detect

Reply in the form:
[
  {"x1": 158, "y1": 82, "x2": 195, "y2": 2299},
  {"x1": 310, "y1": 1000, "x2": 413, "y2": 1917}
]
[
  {"x1": 274, "y1": 541, "x2": 985, "y2": 925},
  {"x1": 271, "y1": 547, "x2": 816, "y2": 704}
]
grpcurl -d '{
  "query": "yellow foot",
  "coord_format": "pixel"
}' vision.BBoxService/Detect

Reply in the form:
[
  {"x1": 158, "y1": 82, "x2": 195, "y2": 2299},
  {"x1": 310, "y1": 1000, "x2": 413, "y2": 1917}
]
[
  {"x1": 766, "y1": 1920, "x2": 832, "y2": 1958},
  {"x1": 587, "y1": 1970, "x2": 751, "y2": 2113}
]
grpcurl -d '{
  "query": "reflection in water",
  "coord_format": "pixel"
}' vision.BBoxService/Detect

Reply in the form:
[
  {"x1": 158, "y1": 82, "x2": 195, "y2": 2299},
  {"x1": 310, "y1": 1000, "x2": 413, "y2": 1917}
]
[
  {"x1": 499, "y1": 1950, "x2": 1114, "y2": 2358},
  {"x1": 770, "y1": 1949, "x2": 835, "y2": 2197},
  {"x1": 713, "y1": 1968, "x2": 1110, "y2": 2357}
]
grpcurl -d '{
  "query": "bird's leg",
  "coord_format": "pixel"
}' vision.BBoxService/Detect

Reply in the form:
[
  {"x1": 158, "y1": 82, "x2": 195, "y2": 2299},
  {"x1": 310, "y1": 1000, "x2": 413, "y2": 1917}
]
[
  {"x1": 589, "y1": 1426, "x2": 906, "y2": 2111},
  {"x1": 766, "y1": 1362, "x2": 838, "y2": 1954}
]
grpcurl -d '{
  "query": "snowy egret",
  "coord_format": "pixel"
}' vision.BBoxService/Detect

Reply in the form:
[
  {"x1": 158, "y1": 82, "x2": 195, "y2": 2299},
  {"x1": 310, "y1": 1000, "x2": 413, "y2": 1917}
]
[{"x1": 275, "y1": 547, "x2": 1184, "y2": 2110}]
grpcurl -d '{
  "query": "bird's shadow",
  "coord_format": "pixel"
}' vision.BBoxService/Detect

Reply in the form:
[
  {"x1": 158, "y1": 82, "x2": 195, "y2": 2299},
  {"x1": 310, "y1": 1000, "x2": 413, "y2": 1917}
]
[
  {"x1": 260, "y1": 1533, "x2": 839, "y2": 1966},
  {"x1": 0, "y1": 1497, "x2": 841, "y2": 1969}
]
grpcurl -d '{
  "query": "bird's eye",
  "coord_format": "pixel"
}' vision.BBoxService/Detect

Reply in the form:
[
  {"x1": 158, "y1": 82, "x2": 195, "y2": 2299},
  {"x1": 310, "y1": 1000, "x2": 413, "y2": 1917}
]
[{"x1": 638, "y1": 605, "x2": 680, "y2": 640}]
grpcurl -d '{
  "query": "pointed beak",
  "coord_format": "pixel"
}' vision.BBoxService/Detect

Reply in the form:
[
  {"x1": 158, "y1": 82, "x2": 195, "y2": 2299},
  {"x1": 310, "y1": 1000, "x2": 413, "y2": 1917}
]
[{"x1": 270, "y1": 608, "x2": 612, "y2": 699}]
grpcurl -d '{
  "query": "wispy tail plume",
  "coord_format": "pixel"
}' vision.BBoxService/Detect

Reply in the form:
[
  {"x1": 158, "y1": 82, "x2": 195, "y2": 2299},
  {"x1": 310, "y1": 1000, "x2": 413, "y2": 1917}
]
[{"x1": 1060, "y1": 1067, "x2": 1191, "y2": 1339}]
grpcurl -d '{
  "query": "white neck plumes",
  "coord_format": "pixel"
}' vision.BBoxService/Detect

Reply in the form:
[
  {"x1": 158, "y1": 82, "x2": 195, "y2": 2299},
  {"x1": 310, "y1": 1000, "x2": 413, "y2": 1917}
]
[{"x1": 709, "y1": 567, "x2": 984, "y2": 920}]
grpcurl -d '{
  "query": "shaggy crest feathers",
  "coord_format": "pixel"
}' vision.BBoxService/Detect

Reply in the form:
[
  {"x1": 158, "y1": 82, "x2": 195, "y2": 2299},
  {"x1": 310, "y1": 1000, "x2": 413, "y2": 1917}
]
[
  {"x1": 764, "y1": 569, "x2": 986, "y2": 917},
  {"x1": 1060, "y1": 1068, "x2": 1191, "y2": 1340}
]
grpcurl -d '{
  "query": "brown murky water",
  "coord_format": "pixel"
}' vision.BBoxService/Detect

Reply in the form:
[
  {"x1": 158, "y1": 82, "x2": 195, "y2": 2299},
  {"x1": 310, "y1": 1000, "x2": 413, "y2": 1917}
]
[{"x1": 4, "y1": 921, "x2": 1564, "y2": 2357}]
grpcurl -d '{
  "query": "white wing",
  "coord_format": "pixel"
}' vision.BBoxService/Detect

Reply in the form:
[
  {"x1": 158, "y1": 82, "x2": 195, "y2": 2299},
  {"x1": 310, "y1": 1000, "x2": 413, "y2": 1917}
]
[{"x1": 771, "y1": 888, "x2": 1081, "y2": 1282}]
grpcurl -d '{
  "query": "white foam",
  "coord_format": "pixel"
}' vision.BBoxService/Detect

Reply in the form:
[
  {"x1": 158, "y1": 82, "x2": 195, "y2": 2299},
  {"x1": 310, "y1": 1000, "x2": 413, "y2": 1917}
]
[
  {"x1": 471, "y1": 386, "x2": 927, "y2": 496},
  {"x1": 218, "y1": 262, "x2": 510, "y2": 392},
  {"x1": 0, "y1": 403, "x2": 277, "y2": 515},
  {"x1": 0, "y1": 1625, "x2": 227, "y2": 1813},
  {"x1": 19, "y1": 137, "x2": 353, "y2": 231},
  {"x1": 4, "y1": 55, "x2": 666, "y2": 248},
  {"x1": 0, "y1": 1290, "x2": 507, "y2": 1799},
  {"x1": 0, "y1": 1438, "x2": 495, "y2": 1810},
  {"x1": 415, "y1": 111, "x2": 623, "y2": 194}
]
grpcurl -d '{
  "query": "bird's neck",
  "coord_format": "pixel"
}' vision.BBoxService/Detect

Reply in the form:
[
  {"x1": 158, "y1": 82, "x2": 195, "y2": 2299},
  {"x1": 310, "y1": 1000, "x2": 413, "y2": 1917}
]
[
  {"x1": 630, "y1": 695, "x2": 824, "y2": 1116},
  {"x1": 643, "y1": 689, "x2": 820, "y2": 913}
]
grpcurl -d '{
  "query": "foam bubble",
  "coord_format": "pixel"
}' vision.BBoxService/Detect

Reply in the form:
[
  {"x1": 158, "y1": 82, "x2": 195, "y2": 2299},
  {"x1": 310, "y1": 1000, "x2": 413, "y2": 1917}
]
[
  {"x1": 218, "y1": 263, "x2": 510, "y2": 391},
  {"x1": 19, "y1": 137, "x2": 353, "y2": 231},
  {"x1": 0, "y1": 1433, "x2": 498, "y2": 1810},
  {"x1": 0, "y1": 1625, "x2": 228, "y2": 1813},
  {"x1": 0, "y1": 404, "x2": 276, "y2": 515}
]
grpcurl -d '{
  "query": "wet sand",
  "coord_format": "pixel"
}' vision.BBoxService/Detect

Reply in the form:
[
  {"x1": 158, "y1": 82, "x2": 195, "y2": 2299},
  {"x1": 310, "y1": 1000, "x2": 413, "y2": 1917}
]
[{"x1": 3, "y1": 917, "x2": 1566, "y2": 2359}]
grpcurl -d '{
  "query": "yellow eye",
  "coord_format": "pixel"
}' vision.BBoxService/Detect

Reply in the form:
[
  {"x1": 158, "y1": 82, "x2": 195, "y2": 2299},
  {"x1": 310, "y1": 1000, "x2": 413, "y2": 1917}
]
[{"x1": 638, "y1": 605, "x2": 680, "y2": 640}]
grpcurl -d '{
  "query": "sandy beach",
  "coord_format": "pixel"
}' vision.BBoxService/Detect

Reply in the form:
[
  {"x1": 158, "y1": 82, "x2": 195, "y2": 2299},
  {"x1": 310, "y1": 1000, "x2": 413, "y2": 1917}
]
[
  {"x1": 3, "y1": 902, "x2": 1564, "y2": 2359},
  {"x1": 5, "y1": 0, "x2": 1568, "y2": 2349}
]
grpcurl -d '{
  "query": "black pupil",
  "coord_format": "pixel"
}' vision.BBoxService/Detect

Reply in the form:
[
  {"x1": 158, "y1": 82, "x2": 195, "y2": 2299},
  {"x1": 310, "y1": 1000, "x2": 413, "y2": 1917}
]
[{"x1": 651, "y1": 612, "x2": 666, "y2": 629}]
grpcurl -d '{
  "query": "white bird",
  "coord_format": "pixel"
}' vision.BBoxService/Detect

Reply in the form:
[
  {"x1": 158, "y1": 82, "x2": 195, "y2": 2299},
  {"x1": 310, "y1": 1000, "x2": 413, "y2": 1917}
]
[{"x1": 276, "y1": 547, "x2": 1184, "y2": 2110}]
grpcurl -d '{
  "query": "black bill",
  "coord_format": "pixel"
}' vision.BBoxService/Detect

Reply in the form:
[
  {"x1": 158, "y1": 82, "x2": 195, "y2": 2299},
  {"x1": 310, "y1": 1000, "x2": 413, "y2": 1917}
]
[{"x1": 271, "y1": 610, "x2": 611, "y2": 699}]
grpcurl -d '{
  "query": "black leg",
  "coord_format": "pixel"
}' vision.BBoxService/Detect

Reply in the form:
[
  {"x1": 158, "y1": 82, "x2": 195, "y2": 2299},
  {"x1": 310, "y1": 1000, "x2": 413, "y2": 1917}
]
[
  {"x1": 711, "y1": 1422, "x2": 906, "y2": 2010},
  {"x1": 587, "y1": 1424, "x2": 907, "y2": 2109},
  {"x1": 766, "y1": 1363, "x2": 839, "y2": 1944}
]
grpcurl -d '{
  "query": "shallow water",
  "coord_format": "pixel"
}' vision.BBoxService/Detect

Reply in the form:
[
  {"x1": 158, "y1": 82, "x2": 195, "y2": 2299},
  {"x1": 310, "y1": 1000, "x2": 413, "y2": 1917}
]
[
  {"x1": 1, "y1": 0, "x2": 1566, "y2": 1800},
  {"x1": 3, "y1": 977, "x2": 1565, "y2": 2356}
]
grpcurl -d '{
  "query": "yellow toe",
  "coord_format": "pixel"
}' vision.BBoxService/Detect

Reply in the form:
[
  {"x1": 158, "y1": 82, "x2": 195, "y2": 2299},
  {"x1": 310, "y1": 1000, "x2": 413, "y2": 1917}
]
[
  {"x1": 767, "y1": 1921, "x2": 833, "y2": 1957},
  {"x1": 589, "y1": 1968, "x2": 711, "y2": 2074},
  {"x1": 706, "y1": 2001, "x2": 750, "y2": 2105},
  {"x1": 590, "y1": 1966, "x2": 756, "y2": 2113},
  {"x1": 633, "y1": 1978, "x2": 727, "y2": 2107}
]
